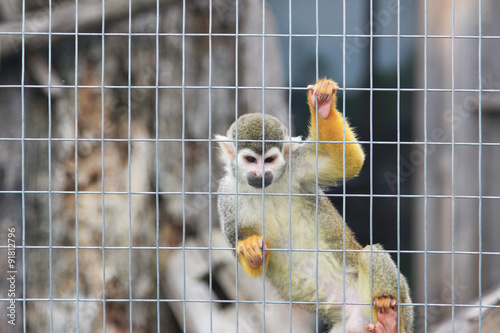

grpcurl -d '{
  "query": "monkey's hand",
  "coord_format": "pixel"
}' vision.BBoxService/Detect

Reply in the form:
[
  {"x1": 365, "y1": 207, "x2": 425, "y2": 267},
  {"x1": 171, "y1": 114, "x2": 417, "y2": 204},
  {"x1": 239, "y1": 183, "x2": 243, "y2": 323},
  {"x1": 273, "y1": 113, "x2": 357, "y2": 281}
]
[
  {"x1": 237, "y1": 235, "x2": 270, "y2": 278},
  {"x1": 366, "y1": 297, "x2": 398, "y2": 333},
  {"x1": 306, "y1": 78, "x2": 365, "y2": 181},
  {"x1": 307, "y1": 79, "x2": 339, "y2": 120}
]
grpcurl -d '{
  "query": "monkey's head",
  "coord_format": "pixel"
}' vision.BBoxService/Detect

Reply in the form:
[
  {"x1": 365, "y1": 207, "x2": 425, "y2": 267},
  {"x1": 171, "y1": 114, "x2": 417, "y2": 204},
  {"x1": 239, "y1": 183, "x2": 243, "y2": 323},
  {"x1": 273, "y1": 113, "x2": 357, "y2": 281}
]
[{"x1": 216, "y1": 113, "x2": 288, "y2": 191}]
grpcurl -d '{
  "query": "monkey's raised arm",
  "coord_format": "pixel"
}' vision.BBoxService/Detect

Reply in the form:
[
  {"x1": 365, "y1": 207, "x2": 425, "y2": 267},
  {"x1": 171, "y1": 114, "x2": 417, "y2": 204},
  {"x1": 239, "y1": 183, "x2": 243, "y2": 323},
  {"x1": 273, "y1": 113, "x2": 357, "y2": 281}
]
[{"x1": 297, "y1": 78, "x2": 365, "y2": 186}]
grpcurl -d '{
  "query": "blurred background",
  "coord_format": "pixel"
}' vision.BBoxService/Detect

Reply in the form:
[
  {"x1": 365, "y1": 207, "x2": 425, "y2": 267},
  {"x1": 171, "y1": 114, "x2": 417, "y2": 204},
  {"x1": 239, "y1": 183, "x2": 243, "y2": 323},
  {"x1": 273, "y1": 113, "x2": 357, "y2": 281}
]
[{"x1": 0, "y1": 0, "x2": 499, "y2": 332}]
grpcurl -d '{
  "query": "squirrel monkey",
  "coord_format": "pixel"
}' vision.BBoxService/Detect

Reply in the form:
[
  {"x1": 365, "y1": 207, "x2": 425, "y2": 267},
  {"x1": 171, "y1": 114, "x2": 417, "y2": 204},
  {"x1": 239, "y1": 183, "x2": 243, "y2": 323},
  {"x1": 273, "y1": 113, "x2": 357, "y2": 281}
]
[{"x1": 216, "y1": 78, "x2": 413, "y2": 333}]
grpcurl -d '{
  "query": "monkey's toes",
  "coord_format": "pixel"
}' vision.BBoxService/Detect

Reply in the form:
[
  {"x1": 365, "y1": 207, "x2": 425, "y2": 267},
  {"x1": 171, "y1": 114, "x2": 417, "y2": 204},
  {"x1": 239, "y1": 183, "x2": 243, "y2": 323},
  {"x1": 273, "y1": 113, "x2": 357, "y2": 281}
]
[{"x1": 367, "y1": 301, "x2": 399, "y2": 333}]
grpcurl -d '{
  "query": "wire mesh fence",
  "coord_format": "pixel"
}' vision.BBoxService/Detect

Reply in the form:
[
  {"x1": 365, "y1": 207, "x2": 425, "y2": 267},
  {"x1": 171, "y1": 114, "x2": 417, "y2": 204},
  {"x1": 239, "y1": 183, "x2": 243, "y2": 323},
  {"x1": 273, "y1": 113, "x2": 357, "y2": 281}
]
[{"x1": 0, "y1": 0, "x2": 499, "y2": 332}]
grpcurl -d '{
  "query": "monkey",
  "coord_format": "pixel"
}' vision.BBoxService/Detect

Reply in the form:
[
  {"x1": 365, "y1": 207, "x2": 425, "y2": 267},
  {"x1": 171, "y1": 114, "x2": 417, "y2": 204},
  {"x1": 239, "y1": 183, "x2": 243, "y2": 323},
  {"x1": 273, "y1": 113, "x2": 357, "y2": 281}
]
[{"x1": 216, "y1": 78, "x2": 413, "y2": 333}]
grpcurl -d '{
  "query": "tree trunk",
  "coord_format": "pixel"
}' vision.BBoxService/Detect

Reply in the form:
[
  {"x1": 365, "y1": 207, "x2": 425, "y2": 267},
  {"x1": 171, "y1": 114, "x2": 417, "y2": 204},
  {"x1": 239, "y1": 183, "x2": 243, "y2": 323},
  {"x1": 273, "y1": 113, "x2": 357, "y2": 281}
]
[{"x1": 0, "y1": 1, "x2": 292, "y2": 332}]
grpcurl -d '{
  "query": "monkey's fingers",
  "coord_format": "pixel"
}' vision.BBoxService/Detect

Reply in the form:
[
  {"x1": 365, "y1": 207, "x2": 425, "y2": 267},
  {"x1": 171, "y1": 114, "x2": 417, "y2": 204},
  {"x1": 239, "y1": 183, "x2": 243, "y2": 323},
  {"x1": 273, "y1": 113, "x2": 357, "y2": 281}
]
[
  {"x1": 308, "y1": 79, "x2": 339, "y2": 119},
  {"x1": 238, "y1": 243, "x2": 263, "y2": 269},
  {"x1": 237, "y1": 236, "x2": 270, "y2": 270}
]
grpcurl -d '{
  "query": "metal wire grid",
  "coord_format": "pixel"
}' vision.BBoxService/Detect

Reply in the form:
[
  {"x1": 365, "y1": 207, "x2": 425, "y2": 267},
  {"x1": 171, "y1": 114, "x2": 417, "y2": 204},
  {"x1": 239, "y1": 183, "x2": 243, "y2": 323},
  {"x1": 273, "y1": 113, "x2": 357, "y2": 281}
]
[{"x1": 0, "y1": 0, "x2": 499, "y2": 332}]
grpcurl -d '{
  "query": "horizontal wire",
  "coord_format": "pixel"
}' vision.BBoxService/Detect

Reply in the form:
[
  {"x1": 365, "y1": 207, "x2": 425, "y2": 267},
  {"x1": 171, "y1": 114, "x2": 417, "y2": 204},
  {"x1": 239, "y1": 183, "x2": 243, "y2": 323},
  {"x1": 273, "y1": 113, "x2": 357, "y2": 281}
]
[
  {"x1": 1, "y1": 31, "x2": 500, "y2": 39},
  {"x1": 0, "y1": 190, "x2": 498, "y2": 200},
  {"x1": 1, "y1": 244, "x2": 498, "y2": 256},
  {"x1": 1, "y1": 137, "x2": 499, "y2": 147},
  {"x1": 0, "y1": 297, "x2": 496, "y2": 310},
  {"x1": 1, "y1": 84, "x2": 500, "y2": 93}
]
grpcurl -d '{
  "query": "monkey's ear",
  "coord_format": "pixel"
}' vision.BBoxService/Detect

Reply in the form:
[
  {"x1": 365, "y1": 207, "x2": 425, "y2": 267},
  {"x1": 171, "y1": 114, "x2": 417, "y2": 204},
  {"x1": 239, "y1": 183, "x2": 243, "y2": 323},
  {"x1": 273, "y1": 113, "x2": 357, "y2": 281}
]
[
  {"x1": 215, "y1": 134, "x2": 235, "y2": 161},
  {"x1": 283, "y1": 136, "x2": 303, "y2": 159}
]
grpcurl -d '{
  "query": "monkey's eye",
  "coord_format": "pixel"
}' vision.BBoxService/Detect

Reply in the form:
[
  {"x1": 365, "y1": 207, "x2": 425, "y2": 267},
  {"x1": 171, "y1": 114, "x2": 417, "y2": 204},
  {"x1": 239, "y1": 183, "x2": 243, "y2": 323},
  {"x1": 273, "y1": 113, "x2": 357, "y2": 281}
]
[
  {"x1": 245, "y1": 156, "x2": 257, "y2": 163},
  {"x1": 264, "y1": 156, "x2": 275, "y2": 163}
]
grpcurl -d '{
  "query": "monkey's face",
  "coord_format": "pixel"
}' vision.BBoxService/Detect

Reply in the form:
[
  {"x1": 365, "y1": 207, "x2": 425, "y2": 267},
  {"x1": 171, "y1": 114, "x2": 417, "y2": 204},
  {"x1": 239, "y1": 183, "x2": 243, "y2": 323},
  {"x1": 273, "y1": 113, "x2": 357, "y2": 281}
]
[{"x1": 236, "y1": 147, "x2": 286, "y2": 190}]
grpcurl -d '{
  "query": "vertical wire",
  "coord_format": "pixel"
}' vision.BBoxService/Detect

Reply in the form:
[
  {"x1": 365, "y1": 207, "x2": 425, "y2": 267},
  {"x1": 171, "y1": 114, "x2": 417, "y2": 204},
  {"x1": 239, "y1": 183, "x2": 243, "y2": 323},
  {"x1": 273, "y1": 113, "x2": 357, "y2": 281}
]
[
  {"x1": 207, "y1": 0, "x2": 214, "y2": 331},
  {"x1": 21, "y1": 0, "x2": 27, "y2": 330},
  {"x1": 287, "y1": 1, "x2": 293, "y2": 331},
  {"x1": 313, "y1": 0, "x2": 320, "y2": 331},
  {"x1": 74, "y1": 0, "x2": 81, "y2": 330},
  {"x1": 234, "y1": 1, "x2": 240, "y2": 331},
  {"x1": 368, "y1": 0, "x2": 375, "y2": 325},
  {"x1": 47, "y1": 0, "x2": 54, "y2": 331},
  {"x1": 396, "y1": 0, "x2": 402, "y2": 331},
  {"x1": 181, "y1": 0, "x2": 187, "y2": 331},
  {"x1": 450, "y1": 1, "x2": 456, "y2": 331},
  {"x1": 127, "y1": 0, "x2": 133, "y2": 330},
  {"x1": 341, "y1": 0, "x2": 348, "y2": 329},
  {"x1": 423, "y1": 0, "x2": 429, "y2": 331},
  {"x1": 154, "y1": 0, "x2": 161, "y2": 331},
  {"x1": 100, "y1": 0, "x2": 107, "y2": 330},
  {"x1": 260, "y1": 2, "x2": 267, "y2": 330},
  {"x1": 477, "y1": 0, "x2": 483, "y2": 331}
]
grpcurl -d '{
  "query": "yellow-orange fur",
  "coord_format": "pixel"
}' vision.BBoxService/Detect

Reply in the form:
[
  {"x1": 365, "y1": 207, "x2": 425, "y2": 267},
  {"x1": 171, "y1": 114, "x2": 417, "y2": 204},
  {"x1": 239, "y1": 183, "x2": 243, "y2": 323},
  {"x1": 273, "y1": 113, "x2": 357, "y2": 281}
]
[{"x1": 307, "y1": 78, "x2": 365, "y2": 181}]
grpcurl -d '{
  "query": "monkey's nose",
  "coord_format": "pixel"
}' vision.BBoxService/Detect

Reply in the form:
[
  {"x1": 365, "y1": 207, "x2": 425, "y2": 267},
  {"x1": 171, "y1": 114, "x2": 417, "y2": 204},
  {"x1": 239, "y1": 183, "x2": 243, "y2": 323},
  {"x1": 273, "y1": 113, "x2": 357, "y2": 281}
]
[{"x1": 247, "y1": 173, "x2": 273, "y2": 188}]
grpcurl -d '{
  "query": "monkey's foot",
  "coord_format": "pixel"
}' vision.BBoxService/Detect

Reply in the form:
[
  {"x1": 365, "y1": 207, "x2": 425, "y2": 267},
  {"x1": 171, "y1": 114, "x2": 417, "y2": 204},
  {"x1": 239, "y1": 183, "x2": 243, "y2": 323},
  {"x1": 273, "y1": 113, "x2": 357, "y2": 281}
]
[
  {"x1": 366, "y1": 297, "x2": 398, "y2": 333},
  {"x1": 237, "y1": 236, "x2": 270, "y2": 278},
  {"x1": 307, "y1": 79, "x2": 339, "y2": 119}
]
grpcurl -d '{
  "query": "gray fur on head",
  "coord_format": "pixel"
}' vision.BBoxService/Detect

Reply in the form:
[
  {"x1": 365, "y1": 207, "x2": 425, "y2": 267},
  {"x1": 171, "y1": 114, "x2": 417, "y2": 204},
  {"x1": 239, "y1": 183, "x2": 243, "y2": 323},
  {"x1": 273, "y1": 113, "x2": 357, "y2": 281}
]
[{"x1": 228, "y1": 113, "x2": 287, "y2": 154}]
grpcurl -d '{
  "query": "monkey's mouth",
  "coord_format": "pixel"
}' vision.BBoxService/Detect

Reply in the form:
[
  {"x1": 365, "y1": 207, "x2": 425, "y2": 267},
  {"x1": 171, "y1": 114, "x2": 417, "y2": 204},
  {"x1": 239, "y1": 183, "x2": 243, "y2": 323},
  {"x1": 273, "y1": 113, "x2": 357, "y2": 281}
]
[{"x1": 247, "y1": 174, "x2": 273, "y2": 188}]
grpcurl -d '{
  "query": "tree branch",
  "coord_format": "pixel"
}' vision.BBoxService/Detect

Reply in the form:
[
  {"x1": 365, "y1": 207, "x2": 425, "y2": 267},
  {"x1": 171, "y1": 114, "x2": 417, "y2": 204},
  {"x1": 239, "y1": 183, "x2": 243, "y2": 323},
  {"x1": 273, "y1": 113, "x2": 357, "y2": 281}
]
[{"x1": 0, "y1": 0, "x2": 165, "y2": 60}]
